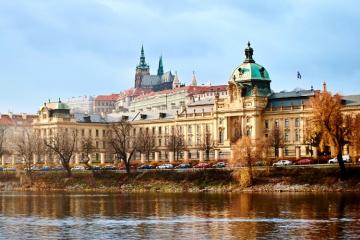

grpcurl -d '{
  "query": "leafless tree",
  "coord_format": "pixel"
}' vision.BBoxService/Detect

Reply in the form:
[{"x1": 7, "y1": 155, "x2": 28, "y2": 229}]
[
  {"x1": 44, "y1": 128, "x2": 77, "y2": 177},
  {"x1": 166, "y1": 127, "x2": 185, "y2": 161},
  {"x1": 199, "y1": 131, "x2": 214, "y2": 161},
  {"x1": 13, "y1": 129, "x2": 37, "y2": 183},
  {"x1": 0, "y1": 126, "x2": 8, "y2": 162},
  {"x1": 268, "y1": 126, "x2": 284, "y2": 158},
  {"x1": 79, "y1": 136, "x2": 96, "y2": 170},
  {"x1": 136, "y1": 130, "x2": 156, "y2": 161},
  {"x1": 107, "y1": 121, "x2": 137, "y2": 174}
]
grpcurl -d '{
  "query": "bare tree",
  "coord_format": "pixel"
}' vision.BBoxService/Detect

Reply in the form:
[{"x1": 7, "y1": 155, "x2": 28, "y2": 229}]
[
  {"x1": 309, "y1": 89, "x2": 352, "y2": 180},
  {"x1": 166, "y1": 127, "x2": 185, "y2": 161},
  {"x1": 199, "y1": 131, "x2": 214, "y2": 161},
  {"x1": 44, "y1": 128, "x2": 77, "y2": 177},
  {"x1": 268, "y1": 126, "x2": 284, "y2": 158},
  {"x1": 79, "y1": 136, "x2": 96, "y2": 170},
  {"x1": 136, "y1": 130, "x2": 156, "y2": 161},
  {"x1": 13, "y1": 129, "x2": 37, "y2": 183},
  {"x1": 107, "y1": 121, "x2": 137, "y2": 174},
  {"x1": 0, "y1": 126, "x2": 8, "y2": 163}
]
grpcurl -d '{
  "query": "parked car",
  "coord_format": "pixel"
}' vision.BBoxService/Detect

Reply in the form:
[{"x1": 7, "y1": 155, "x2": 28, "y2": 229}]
[
  {"x1": 175, "y1": 163, "x2": 192, "y2": 169},
  {"x1": 194, "y1": 162, "x2": 211, "y2": 169},
  {"x1": 213, "y1": 162, "x2": 226, "y2": 168},
  {"x1": 0, "y1": 167, "x2": 3, "y2": 171},
  {"x1": 40, "y1": 166, "x2": 51, "y2": 171},
  {"x1": 119, "y1": 165, "x2": 137, "y2": 170},
  {"x1": 3, "y1": 167, "x2": 16, "y2": 171},
  {"x1": 138, "y1": 164, "x2": 155, "y2": 170},
  {"x1": 71, "y1": 165, "x2": 86, "y2": 171},
  {"x1": 328, "y1": 155, "x2": 351, "y2": 164},
  {"x1": 102, "y1": 165, "x2": 117, "y2": 171},
  {"x1": 273, "y1": 160, "x2": 292, "y2": 166},
  {"x1": 31, "y1": 166, "x2": 41, "y2": 171},
  {"x1": 156, "y1": 164, "x2": 173, "y2": 169},
  {"x1": 52, "y1": 166, "x2": 65, "y2": 171},
  {"x1": 296, "y1": 159, "x2": 313, "y2": 165}
]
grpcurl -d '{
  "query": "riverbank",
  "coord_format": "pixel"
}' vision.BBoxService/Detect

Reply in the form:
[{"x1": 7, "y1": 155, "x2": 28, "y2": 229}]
[{"x1": 1, "y1": 167, "x2": 360, "y2": 192}]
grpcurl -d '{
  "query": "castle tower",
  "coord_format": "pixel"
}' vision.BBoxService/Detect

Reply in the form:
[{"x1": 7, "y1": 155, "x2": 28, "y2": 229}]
[
  {"x1": 135, "y1": 45, "x2": 150, "y2": 88},
  {"x1": 191, "y1": 71, "x2": 197, "y2": 86},
  {"x1": 173, "y1": 71, "x2": 181, "y2": 89}
]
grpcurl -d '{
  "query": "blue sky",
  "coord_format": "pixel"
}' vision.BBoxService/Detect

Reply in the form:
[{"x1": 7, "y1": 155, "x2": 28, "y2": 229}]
[{"x1": 0, "y1": 0, "x2": 359, "y2": 113}]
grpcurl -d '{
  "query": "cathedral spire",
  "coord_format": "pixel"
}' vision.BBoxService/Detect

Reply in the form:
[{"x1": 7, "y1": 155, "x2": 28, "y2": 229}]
[
  {"x1": 191, "y1": 71, "x2": 197, "y2": 86},
  {"x1": 137, "y1": 44, "x2": 149, "y2": 69},
  {"x1": 157, "y1": 56, "x2": 164, "y2": 76}
]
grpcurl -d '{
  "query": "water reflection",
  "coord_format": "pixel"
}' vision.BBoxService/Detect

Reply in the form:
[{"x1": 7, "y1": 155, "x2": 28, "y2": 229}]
[{"x1": 0, "y1": 192, "x2": 359, "y2": 239}]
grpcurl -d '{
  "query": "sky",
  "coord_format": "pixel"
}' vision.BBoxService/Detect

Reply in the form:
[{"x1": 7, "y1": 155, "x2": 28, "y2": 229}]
[{"x1": 0, "y1": 0, "x2": 359, "y2": 113}]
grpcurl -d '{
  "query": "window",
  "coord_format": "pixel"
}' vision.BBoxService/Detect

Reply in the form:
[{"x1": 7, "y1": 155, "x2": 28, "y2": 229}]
[
  {"x1": 88, "y1": 129, "x2": 92, "y2": 137},
  {"x1": 275, "y1": 120, "x2": 279, "y2": 128},
  {"x1": 96, "y1": 129, "x2": 99, "y2": 137},
  {"x1": 152, "y1": 127, "x2": 155, "y2": 135},
  {"x1": 285, "y1": 131, "x2": 289, "y2": 142},
  {"x1": 158, "y1": 138, "x2": 162, "y2": 147},
  {"x1": 284, "y1": 147, "x2": 289, "y2": 156},
  {"x1": 246, "y1": 128, "x2": 252, "y2": 137},
  {"x1": 188, "y1": 136, "x2": 192, "y2": 146},
  {"x1": 285, "y1": 119, "x2": 289, "y2": 129},
  {"x1": 265, "y1": 120, "x2": 269, "y2": 129},
  {"x1": 96, "y1": 141, "x2": 99, "y2": 148},
  {"x1": 158, "y1": 127, "x2": 162, "y2": 135},
  {"x1": 103, "y1": 129, "x2": 106, "y2": 137},
  {"x1": 295, "y1": 118, "x2": 300, "y2": 127},
  {"x1": 188, "y1": 125, "x2": 192, "y2": 134},
  {"x1": 295, "y1": 129, "x2": 300, "y2": 142},
  {"x1": 81, "y1": 129, "x2": 85, "y2": 136}
]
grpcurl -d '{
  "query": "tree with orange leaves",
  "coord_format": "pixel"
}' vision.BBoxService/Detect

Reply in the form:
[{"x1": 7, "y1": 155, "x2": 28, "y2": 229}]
[{"x1": 309, "y1": 83, "x2": 352, "y2": 180}]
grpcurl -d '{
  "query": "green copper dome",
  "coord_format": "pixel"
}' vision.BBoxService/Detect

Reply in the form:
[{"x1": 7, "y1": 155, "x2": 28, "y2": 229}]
[
  {"x1": 228, "y1": 42, "x2": 271, "y2": 97},
  {"x1": 230, "y1": 42, "x2": 270, "y2": 82}
]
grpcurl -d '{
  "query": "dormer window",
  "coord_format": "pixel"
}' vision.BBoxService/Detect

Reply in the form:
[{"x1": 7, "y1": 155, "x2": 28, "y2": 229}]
[{"x1": 259, "y1": 67, "x2": 265, "y2": 78}]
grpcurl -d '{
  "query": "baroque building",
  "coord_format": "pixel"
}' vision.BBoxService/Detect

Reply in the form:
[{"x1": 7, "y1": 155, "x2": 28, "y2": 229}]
[{"x1": 24, "y1": 43, "x2": 360, "y2": 166}]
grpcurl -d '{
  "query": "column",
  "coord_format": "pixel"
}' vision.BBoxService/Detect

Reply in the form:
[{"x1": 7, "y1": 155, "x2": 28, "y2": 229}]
[
  {"x1": 75, "y1": 154, "x2": 80, "y2": 165},
  {"x1": 88, "y1": 154, "x2": 92, "y2": 164},
  {"x1": 183, "y1": 151, "x2": 189, "y2": 162},
  {"x1": 199, "y1": 150, "x2": 204, "y2": 162},
  {"x1": 168, "y1": 152, "x2": 174, "y2": 163},
  {"x1": 140, "y1": 153, "x2": 145, "y2": 164},
  {"x1": 154, "y1": 152, "x2": 159, "y2": 162},
  {"x1": 344, "y1": 145, "x2": 349, "y2": 155},
  {"x1": 44, "y1": 155, "x2": 48, "y2": 165},
  {"x1": 278, "y1": 148, "x2": 284, "y2": 159},
  {"x1": 1, "y1": 154, "x2": 5, "y2": 166},
  {"x1": 11, "y1": 155, "x2": 16, "y2": 166},
  {"x1": 295, "y1": 146, "x2": 300, "y2": 159},
  {"x1": 33, "y1": 154, "x2": 38, "y2": 165},
  {"x1": 214, "y1": 149, "x2": 219, "y2": 161},
  {"x1": 312, "y1": 146, "x2": 318, "y2": 159},
  {"x1": 100, "y1": 153, "x2": 106, "y2": 165}
]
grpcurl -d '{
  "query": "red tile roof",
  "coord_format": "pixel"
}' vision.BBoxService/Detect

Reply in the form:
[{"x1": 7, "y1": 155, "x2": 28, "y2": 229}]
[
  {"x1": 134, "y1": 85, "x2": 227, "y2": 100},
  {"x1": 118, "y1": 88, "x2": 153, "y2": 99},
  {"x1": 95, "y1": 94, "x2": 120, "y2": 101},
  {"x1": 0, "y1": 114, "x2": 37, "y2": 126}
]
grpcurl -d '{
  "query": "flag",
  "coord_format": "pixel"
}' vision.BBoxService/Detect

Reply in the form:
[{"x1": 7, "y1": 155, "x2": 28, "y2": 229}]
[{"x1": 297, "y1": 71, "x2": 302, "y2": 79}]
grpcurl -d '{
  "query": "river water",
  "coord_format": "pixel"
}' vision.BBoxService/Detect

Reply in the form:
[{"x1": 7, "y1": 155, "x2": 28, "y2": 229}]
[{"x1": 0, "y1": 192, "x2": 359, "y2": 239}]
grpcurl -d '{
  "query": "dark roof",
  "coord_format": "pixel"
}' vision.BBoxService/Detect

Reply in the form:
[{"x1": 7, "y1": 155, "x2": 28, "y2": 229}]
[
  {"x1": 343, "y1": 95, "x2": 360, "y2": 106},
  {"x1": 267, "y1": 89, "x2": 316, "y2": 108}
]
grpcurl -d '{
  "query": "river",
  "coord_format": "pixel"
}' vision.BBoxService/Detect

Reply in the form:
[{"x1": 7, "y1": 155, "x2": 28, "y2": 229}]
[{"x1": 0, "y1": 192, "x2": 359, "y2": 239}]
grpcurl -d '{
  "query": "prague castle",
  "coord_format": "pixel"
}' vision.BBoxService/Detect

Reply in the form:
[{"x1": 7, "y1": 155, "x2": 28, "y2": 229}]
[{"x1": 1, "y1": 43, "x2": 360, "y2": 165}]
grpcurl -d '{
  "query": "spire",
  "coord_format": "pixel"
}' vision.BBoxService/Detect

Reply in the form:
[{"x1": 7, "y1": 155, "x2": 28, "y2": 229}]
[
  {"x1": 157, "y1": 56, "x2": 164, "y2": 76},
  {"x1": 244, "y1": 41, "x2": 255, "y2": 63},
  {"x1": 191, "y1": 71, "x2": 197, "y2": 86},
  {"x1": 323, "y1": 81, "x2": 327, "y2": 93},
  {"x1": 173, "y1": 71, "x2": 180, "y2": 89},
  {"x1": 137, "y1": 44, "x2": 149, "y2": 69}
]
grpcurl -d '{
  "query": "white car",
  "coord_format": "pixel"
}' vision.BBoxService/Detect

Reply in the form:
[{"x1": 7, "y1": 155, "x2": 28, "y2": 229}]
[
  {"x1": 273, "y1": 160, "x2": 292, "y2": 166},
  {"x1": 71, "y1": 165, "x2": 86, "y2": 171},
  {"x1": 156, "y1": 164, "x2": 174, "y2": 169},
  {"x1": 328, "y1": 155, "x2": 351, "y2": 164}
]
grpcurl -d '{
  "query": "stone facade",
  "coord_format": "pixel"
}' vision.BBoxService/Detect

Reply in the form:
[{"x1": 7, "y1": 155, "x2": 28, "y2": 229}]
[{"x1": 25, "y1": 43, "x2": 360, "y2": 165}]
